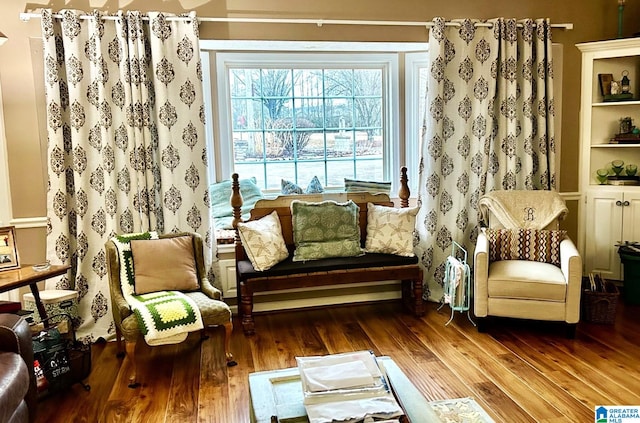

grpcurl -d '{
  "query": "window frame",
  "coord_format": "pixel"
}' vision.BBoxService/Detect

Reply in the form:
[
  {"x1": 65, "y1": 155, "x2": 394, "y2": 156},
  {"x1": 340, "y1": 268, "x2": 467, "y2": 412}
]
[{"x1": 201, "y1": 40, "x2": 427, "y2": 196}]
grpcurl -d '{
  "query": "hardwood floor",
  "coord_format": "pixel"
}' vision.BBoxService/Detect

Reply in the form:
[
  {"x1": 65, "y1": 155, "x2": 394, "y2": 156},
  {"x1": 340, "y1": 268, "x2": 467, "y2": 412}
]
[{"x1": 34, "y1": 300, "x2": 640, "y2": 422}]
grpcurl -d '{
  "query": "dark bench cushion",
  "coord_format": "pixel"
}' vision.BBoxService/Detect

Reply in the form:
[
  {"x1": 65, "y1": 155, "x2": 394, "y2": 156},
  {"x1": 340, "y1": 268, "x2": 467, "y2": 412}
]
[{"x1": 237, "y1": 253, "x2": 419, "y2": 280}]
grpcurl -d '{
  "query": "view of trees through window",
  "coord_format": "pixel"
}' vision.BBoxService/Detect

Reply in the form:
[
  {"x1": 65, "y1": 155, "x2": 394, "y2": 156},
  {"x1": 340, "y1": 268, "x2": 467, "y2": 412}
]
[{"x1": 228, "y1": 67, "x2": 385, "y2": 190}]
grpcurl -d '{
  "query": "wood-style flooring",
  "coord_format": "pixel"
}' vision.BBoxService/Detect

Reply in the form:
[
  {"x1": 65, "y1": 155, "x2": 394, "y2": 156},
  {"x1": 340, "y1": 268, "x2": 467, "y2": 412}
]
[{"x1": 34, "y1": 300, "x2": 640, "y2": 422}]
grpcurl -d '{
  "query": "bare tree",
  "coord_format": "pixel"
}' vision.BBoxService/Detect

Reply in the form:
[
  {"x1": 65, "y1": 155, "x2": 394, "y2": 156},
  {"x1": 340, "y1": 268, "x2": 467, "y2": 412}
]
[
  {"x1": 257, "y1": 69, "x2": 297, "y2": 121},
  {"x1": 324, "y1": 69, "x2": 382, "y2": 138},
  {"x1": 268, "y1": 117, "x2": 315, "y2": 158}
]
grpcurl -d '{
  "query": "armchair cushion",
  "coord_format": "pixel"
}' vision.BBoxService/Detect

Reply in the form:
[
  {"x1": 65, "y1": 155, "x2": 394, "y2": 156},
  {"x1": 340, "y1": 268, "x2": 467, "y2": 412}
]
[
  {"x1": 487, "y1": 260, "x2": 567, "y2": 301},
  {"x1": 485, "y1": 228, "x2": 566, "y2": 266},
  {"x1": 131, "y1": 236, "x2": 200, "y2": 295}
]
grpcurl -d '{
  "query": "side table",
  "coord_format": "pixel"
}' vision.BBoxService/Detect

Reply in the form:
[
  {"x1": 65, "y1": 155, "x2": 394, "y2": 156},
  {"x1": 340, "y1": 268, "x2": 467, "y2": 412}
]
[{"x1": 0, "y1": 265, "x2": 71, "y2": 325}]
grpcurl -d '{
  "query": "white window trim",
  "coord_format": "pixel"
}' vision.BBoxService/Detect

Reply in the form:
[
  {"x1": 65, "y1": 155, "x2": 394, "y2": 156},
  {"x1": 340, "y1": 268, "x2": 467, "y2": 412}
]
[
  {"x1": 200, "y1": 40, "x2": 428, "y2": 196},
  {"x1": 404, "y1": 51, "x2": 429, "y2": 195}
]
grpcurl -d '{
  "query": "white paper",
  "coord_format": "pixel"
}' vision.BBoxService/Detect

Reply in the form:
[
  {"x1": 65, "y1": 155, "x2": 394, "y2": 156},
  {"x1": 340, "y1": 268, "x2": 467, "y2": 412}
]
[
  {"x1": 305, "y1": 395, "x2": 403, "y2": 423},
  {"x1": 302, "y1": 360, "x2": 374, "y2": 392},
  {"x1": 295, "y1": 351, "x2": 405, "y2": 423}
]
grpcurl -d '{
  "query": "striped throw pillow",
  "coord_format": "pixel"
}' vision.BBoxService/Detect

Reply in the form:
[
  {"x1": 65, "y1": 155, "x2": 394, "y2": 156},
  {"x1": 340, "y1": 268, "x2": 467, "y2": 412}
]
[
  {"x1": 344, "y1": 178, "x2": 391, "y2": 195},
  {"x1": 485, "y1": 228, "x2": 566, "y2": 267}
]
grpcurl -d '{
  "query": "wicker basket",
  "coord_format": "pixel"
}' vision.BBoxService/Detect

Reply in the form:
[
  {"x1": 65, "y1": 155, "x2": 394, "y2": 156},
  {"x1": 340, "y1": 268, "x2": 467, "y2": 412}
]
[{"x1": 582, "y1": 281, "x2": 619, "y2": 324}]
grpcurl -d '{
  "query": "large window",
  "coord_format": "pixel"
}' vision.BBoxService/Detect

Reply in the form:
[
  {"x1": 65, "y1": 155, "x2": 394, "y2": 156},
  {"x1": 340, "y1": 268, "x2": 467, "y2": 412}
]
[
  {"x1": 227, "y1": 65, "x2": 386, "y2": 190},
  {"x1": 203, "y1": 42, "x2": 427, "y2": 195}
]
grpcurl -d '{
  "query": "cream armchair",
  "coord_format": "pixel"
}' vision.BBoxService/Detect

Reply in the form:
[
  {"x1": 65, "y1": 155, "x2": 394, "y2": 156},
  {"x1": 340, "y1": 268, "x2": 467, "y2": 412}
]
[{"x1": 473, "y1": 190, "x2": 583, "y2": 338}]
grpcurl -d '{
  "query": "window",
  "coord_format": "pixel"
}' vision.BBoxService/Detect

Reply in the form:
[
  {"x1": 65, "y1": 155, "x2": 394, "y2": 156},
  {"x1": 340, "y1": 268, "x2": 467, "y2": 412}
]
[
  {"x1": 227, "y1": 64, "x2": 386, "y2": 190},
  {"x1": 202, "y1": 41, "x2": 427, "y2": 195}
]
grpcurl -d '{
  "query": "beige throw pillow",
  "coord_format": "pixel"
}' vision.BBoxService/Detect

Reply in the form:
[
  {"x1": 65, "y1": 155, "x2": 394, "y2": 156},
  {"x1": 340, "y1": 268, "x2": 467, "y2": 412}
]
[
  {"x1": 130, "y1": 236, "x2": 200, "y2": 295},
  {"x1": 365, "y1": 203, "x2": 418, "y2": 257},
  {"x1": 237, "y1": 211, "x2": 289, "y2": 271}
]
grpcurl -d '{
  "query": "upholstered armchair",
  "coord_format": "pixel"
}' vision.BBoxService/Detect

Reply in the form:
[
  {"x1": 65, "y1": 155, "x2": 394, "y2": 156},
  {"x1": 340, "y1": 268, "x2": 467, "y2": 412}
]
[
  {"x1": 105, "y1": 231, "x2": 235, "y2": 388},
  {"x1": 0, "y1": 314, "x2": 36, "y2": 423},
  {"x1": 473, "y1": 190, "x2": 583, "y2": 338}
]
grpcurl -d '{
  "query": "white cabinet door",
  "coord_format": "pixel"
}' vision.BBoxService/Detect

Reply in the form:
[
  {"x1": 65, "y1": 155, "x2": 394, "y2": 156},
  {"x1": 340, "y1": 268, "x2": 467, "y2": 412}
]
[
  {"x1": 218, "y1": 258, "x2": 237, "y2": 299},
  {"x1": 585, "y1": 189, "x2": 624, "y2": 280},
  {"x1": 621, "y1": 191, "x2": 640, "y2": 244}
]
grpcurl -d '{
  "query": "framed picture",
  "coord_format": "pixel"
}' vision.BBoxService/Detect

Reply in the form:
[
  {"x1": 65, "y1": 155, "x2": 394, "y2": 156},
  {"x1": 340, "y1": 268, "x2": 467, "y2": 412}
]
[
  {"x1": 0, "y1": 226, "x2": 20, "y2": 271},
  {"x1": 599, "y1": 73, "x2": 614, "y2": 96}
]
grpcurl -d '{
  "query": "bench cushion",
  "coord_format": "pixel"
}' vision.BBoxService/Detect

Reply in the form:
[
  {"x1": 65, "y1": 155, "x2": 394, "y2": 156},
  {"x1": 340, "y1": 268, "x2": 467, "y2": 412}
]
[{"x1": 237, "y1": 253, "x2": 419, "y2": 280}]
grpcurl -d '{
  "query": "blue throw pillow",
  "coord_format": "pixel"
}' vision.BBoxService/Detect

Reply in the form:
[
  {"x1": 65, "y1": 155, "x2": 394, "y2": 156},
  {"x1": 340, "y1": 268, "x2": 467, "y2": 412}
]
[
  {"x1": 306, "y1": 176, "x2": 324, "y2": 193},
  {"x1": 281, "y1": 177, "x2": 324, "y2": 195},
  {"x1": 281, "y1": 179, "x2": 304, "y2": 194}
]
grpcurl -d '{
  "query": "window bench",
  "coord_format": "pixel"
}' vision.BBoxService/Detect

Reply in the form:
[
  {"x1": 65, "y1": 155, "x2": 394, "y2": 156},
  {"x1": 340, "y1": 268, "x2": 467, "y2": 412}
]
[{"x1": 230, "y1": 168, "x2": 425, "y2": 335}]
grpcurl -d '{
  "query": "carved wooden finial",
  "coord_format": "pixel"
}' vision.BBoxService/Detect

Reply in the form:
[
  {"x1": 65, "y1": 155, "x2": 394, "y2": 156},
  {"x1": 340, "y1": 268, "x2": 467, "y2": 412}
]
[
  {"x1": 398, "y1": 166, "x2": 410, "y2": 208},
  {"x1": 230, "y1": 173, "x2": 243, "y2": 245}
]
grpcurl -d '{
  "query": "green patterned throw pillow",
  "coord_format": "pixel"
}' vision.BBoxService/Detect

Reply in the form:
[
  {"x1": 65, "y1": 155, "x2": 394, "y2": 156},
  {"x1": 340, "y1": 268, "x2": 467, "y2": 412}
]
[{"x1": 291, "y1": 200, "x2": 363, "y2": 262}]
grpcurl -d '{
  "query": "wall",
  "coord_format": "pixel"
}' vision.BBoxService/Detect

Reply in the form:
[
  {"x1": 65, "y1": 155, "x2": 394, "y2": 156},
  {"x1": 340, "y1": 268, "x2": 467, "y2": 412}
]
[{"x1": 0, "y1": 0, "x2": 637, "y2": 262}]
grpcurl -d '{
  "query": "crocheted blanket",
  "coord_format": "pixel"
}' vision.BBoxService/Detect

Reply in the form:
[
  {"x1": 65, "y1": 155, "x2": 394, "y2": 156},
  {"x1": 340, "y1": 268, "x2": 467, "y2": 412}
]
[{"x1": 111, "y1": 232, "x2": 203, "y2": 346}]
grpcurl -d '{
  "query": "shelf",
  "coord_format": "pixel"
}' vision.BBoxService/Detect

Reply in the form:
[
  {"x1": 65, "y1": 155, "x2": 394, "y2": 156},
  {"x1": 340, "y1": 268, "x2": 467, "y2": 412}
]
[
  {"x1": 593, "y1": 100, "x2": 640, "y2": 106},
  {"x1": 590, "y1": 183, "x2": 640, "y2": 189},
  {"x1": 592, "y1": 143, "x2": 640, "y2": 147}
]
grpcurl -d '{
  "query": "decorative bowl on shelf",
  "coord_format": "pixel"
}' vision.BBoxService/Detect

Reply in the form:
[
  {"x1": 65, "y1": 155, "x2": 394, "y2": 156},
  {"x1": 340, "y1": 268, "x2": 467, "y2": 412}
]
[
  {"x1": 626, "y1": 164, "x2": 638, "y2": 176},
  {"x1": 611, "y1": 160, "x2": 625, "y2": 175},
  {"x1": 596, "y1": 168, "x2": 610, "y2": 184}
]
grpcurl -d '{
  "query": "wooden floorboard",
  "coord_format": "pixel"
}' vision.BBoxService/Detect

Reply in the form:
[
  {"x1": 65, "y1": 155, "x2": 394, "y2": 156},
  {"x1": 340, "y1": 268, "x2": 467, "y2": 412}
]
[{"x1": 34, "y1": 300, "x2": 640, "y2": 422}]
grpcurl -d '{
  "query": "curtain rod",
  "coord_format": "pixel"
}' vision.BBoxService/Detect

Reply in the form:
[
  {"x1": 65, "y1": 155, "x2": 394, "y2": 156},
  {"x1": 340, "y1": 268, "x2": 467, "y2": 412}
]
[{"x1": 19, "y1": 12, "x2": 573, "y2": 30}]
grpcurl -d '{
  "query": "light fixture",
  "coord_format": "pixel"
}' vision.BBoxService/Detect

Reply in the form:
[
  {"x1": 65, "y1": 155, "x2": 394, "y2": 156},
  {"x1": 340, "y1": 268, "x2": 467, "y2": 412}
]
[{"x1": 0, "y1": 31, "x2": 7, "y2": 46}]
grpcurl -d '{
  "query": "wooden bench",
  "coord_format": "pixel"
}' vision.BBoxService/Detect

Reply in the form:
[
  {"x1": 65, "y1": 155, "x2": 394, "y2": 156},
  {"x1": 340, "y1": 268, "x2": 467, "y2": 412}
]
[{"x1": 231, "y1": 167, "x2": 425, "y2": 335}]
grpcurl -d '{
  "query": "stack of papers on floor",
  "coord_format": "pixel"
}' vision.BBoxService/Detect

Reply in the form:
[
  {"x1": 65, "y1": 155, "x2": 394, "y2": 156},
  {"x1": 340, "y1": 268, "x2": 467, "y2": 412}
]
[{"x1": 296, "y1": 351, "x2": 404, "y2": 423}]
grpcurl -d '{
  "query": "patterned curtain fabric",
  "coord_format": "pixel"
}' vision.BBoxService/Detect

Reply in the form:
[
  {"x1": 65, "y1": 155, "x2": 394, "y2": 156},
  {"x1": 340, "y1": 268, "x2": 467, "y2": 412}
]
[
  {"x1": 415, "y1": 17, "x2": 556, "y2": 301},
  {"x1": 41, "y1": 9, "x2": 213, "y2": 342}
]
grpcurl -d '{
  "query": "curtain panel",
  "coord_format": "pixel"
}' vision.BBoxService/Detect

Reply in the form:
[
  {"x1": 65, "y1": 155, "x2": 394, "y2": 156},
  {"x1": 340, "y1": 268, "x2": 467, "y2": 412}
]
[
  {"x1": 41, "y1": 9, "x2": 213, "y2": 342},
  {"x1": 415, "y1": 17, "x2": 556, "y2": 302}
]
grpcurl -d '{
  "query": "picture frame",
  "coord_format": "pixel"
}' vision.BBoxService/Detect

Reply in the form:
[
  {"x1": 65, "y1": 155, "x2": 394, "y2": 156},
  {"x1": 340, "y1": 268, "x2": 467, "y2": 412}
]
[
  {"x1": 0, "y1": 226, "x2": 20, "y2": 271},
  {"x1": 599, "y1": 73, "x2": 614, "y2": 96}
]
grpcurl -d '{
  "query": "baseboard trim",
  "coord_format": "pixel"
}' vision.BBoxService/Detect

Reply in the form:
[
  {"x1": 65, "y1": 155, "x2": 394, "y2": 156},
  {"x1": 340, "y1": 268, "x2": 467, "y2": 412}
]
[{"x1": 227, "y1": 283, "x2": 402, "y2": 315}]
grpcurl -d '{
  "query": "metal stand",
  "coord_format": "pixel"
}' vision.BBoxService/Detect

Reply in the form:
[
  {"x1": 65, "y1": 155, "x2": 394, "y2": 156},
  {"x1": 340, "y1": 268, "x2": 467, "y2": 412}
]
[{"x1": 437, "y1": 241, "x2": 475, "y2": 326}]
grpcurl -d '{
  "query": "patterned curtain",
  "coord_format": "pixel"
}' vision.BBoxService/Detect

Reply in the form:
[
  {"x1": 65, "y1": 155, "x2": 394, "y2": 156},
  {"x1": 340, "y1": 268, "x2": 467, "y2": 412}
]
[
  {"x1": 41, "y1": 9, "x2": 213, "y2": 342},
  {"x1": 415, "y1": 18, "x2": 556, "y2": 301}
]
